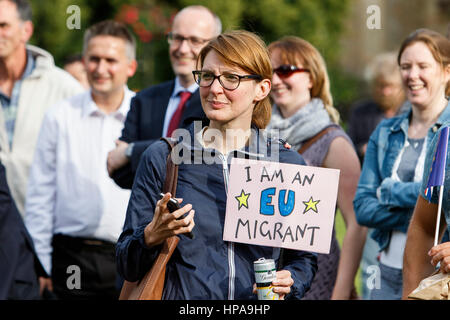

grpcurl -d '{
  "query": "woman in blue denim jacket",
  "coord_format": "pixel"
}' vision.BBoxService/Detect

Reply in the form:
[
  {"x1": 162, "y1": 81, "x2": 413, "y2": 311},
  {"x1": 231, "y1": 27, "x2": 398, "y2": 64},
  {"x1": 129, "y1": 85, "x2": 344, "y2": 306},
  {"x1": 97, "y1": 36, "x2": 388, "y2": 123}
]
[{"x1": 354, "y1": 29, "x2": 450, "y2": 300}]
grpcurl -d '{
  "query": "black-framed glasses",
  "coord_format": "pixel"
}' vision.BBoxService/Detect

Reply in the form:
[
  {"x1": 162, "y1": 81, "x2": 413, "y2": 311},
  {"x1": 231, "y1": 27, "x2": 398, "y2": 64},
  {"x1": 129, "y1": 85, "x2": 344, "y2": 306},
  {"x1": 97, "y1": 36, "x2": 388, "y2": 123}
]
[
  {"x1": 273, "y1": 65, "x2": 310, "y2": 78},
  {"x1": 167, "y1": 32, "x2": 211, "y2": 48},
  {"x1": 192, "y1": 71, "x2": 262, "y2": 91}
]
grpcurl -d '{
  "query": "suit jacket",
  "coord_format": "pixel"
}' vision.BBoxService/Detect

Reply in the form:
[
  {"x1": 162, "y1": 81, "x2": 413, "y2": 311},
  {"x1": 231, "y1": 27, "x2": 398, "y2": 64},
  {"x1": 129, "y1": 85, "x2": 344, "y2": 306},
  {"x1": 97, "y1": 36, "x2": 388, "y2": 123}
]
[
  {"x1": 0, "y1": 162, "x2": 47, "y2": 299},
  {"x1": 112, "y1": 79, "x2": 208, "y2": 189}
]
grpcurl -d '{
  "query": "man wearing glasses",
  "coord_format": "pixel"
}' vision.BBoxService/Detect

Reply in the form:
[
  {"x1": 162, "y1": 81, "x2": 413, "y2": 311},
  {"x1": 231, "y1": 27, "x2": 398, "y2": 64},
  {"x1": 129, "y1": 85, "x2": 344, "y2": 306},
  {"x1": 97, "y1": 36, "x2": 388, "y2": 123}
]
[{"x1": 107, "y1": 5, "x2": 221, "y2": 188}]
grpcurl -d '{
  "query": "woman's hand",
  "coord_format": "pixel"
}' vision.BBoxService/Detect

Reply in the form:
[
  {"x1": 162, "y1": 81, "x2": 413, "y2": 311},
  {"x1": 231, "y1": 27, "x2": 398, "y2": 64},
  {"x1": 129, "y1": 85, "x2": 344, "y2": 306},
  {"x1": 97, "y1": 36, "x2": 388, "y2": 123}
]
[
  {"x1": 253, "y1": 269, "x2": 294, "y2": 300},
  {"x1": 429, "y1": 241, "x2": 450, "y2": 273},
  {"x1": 272, "y1": 270, "x2": 294, "y2": 299},
  {"x1": 144, "y1": 193, "x2": 195, "y2": 247}
]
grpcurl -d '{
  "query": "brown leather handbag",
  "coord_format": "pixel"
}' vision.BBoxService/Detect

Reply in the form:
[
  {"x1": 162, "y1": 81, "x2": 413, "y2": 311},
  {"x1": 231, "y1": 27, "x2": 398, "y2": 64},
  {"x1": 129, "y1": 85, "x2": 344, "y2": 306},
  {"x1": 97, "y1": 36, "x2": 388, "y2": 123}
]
[{"x1": 119, "y1": 138, "x2": 179, "y2": 300}]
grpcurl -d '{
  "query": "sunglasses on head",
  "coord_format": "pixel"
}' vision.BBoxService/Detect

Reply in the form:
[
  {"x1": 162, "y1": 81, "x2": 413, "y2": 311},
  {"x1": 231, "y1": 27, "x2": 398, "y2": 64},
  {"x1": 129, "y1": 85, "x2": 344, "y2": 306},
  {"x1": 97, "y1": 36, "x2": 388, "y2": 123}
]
[{"x1": 273, "y1": 65, "x2": 310, "y2": 78}]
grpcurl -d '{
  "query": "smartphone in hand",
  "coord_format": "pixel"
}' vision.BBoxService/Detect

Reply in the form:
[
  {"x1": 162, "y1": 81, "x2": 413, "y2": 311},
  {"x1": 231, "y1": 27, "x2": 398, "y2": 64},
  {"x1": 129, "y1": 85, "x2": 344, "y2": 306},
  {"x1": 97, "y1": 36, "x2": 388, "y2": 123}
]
[{"x1": 159, "y1": 193, "x2": 194, "y2": 239}]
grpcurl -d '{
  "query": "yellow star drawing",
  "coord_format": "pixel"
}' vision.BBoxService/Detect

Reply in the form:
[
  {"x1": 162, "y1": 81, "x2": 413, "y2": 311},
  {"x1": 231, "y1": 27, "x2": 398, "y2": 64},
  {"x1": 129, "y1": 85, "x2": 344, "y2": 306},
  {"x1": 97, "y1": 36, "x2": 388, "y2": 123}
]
[
  {"x1": 235, "y1": 189, "x2": 250, "y2": 210},
  {"x1": 303, "y1": 197, "x2": 320, "y2": 214}
]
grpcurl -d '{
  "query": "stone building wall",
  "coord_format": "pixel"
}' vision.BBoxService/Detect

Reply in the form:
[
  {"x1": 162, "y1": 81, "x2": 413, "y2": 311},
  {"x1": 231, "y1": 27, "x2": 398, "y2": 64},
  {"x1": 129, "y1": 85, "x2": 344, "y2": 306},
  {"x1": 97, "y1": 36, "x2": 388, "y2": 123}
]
[{"x1": 339, "y1": 0, "x2": 449, "y2": 78}]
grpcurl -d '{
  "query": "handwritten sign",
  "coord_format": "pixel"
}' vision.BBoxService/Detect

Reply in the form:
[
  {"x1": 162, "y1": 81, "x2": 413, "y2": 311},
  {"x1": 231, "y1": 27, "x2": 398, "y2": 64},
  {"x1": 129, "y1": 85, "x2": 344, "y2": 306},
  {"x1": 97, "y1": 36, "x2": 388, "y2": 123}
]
[{"x1": 223, "y1": 158, "x2": 340, "y2": 254}]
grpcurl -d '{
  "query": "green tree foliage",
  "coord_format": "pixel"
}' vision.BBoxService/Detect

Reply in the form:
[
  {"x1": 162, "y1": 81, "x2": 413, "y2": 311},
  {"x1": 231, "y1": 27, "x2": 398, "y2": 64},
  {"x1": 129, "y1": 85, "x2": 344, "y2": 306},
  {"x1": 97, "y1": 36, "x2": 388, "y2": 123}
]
[
  {"x1": 178, "y1": 0, "x2": 362, "y2": 114},
  {"x1": 29, "y1": 0, "x2": 361, "y2": 115}
]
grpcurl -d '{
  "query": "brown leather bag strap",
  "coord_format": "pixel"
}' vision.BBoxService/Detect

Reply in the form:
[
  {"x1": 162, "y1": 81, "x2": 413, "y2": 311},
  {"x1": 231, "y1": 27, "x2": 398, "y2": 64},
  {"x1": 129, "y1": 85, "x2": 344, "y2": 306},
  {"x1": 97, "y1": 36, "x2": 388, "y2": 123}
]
[
  {"x1": 139, "y1": 138, "x2": 180, "y2": 300},
  {"x1": 298, "y1": 126, "x2": 337, "y2": 154},
  {"x1": 160, "y1": 137, "x2": 178, "y2": 195},
  {"x1": 136, "y1": 236, "x2": 179, "y2": 300},
  {"x1": 118, "y1": 138, "x2": 180, "y2": 300}
]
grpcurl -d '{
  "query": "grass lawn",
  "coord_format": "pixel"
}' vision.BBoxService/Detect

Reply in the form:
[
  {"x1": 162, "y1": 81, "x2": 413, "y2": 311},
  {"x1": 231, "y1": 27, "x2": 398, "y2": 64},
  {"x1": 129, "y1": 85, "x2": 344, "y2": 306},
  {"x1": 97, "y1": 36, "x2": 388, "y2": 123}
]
[{"x1": 334, "y1": 210, "x2": 364, "y2": 297}]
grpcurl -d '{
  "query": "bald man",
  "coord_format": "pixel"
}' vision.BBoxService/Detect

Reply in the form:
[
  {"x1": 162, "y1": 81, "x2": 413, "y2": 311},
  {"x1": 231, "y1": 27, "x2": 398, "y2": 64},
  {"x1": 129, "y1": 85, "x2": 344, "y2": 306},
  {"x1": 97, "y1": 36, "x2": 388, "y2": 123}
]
[{"x1": 107, "y1": 6, "x2": 222, "y2": 189}]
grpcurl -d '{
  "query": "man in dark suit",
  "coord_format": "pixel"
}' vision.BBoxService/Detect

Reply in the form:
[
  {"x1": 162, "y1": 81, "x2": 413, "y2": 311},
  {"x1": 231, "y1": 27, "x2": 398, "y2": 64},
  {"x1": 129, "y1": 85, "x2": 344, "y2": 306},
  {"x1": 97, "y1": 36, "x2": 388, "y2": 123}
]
[
  {"x1": 0, "y1": 161, "x2": 46, "y2": 299},
  {"x1": 107, "y1": 5, "x2": 222, "y2": 189}
]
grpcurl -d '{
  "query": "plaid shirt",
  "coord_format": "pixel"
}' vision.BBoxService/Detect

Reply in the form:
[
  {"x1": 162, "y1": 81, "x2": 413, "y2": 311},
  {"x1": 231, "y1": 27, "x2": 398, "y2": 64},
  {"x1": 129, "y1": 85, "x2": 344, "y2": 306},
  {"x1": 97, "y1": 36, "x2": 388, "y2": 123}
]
[{"x1": 0, "y1": 51, "x2": 35, "y2": 148}]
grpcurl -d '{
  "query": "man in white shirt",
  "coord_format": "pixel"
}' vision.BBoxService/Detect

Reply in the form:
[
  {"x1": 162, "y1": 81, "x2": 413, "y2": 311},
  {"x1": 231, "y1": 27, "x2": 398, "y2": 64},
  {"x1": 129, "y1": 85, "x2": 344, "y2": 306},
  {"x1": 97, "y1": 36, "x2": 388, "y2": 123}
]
[{"x1": 25, "y1": 20, "x2": 137, "y2": 300}]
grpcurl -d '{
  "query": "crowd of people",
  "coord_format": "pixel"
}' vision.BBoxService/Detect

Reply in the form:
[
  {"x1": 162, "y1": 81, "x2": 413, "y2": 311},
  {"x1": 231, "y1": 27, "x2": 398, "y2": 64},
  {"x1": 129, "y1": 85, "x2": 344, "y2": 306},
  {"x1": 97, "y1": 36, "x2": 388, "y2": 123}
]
[{"x1": 1, "y1": 0, "x2": 449, "y2": 301}]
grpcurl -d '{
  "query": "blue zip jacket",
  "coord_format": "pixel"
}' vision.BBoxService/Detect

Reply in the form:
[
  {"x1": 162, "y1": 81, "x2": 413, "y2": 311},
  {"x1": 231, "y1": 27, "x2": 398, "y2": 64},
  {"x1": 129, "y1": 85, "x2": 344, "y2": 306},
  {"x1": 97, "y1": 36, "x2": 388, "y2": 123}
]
[
  {"x1": 354, "y1": 102, "x2": 450, "y2": 251},
  {"x1": 116, "y1": 123, "x2": 318, "y2": 300}
]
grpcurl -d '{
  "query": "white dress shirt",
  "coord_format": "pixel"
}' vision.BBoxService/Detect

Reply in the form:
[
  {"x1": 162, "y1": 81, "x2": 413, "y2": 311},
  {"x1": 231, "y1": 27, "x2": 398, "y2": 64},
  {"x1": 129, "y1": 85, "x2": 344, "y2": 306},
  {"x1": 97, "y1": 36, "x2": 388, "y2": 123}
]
[
  {"x1": 25, "y1": 87, "x2": 135, "y2": 275},
  {"x1": 162, "y1": 77, "x2": 198, "y2": 137}
]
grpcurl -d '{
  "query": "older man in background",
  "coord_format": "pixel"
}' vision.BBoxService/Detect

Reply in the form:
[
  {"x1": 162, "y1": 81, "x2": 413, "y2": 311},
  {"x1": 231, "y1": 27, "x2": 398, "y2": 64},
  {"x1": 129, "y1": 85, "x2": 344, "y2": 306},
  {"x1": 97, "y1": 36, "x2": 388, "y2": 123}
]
[{"x1": 107, "y1": 5, "x2": 221, "y2": 189}]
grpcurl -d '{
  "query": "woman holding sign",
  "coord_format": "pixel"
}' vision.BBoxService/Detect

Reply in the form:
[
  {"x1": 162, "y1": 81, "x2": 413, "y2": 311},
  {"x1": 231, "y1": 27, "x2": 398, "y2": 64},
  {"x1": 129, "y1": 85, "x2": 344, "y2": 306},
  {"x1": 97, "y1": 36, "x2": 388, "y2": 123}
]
[
  {"x1": 116, "y1": 30, "x2": 318, "y2": 299},
  {"x1": 267, "y1": 37, "x2": 366, "y2": 300},
  {"x1": 354, "y1": 29, "x2": 450, "y2": 300}
]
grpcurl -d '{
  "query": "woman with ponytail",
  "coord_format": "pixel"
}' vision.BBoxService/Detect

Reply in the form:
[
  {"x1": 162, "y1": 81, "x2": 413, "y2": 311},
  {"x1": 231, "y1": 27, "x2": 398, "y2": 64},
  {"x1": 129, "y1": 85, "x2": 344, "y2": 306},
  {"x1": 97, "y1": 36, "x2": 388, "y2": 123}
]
[{"x1": 267, "y1": 36, "x2": 366, "y2": 300}]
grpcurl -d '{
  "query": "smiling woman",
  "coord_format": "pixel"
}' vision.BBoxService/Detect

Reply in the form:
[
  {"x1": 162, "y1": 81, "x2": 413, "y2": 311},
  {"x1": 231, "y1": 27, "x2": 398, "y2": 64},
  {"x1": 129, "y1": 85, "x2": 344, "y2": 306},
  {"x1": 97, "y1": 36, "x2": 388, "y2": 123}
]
[
  {"x1": 398, "y1": 30, "x2": 450, "y2": 114},
  {"x1": 266, "y1": 36, "x2": 365, "y2": 300},
  {"x1": 168, "y1": 6, "x2": 220, "y2": 89},
  {"x1": 354, "y1": 29, "x2": 450, "y2": 300},
  {"x1": 401, "y1": 30, "x2": 450, "y2": 300}
]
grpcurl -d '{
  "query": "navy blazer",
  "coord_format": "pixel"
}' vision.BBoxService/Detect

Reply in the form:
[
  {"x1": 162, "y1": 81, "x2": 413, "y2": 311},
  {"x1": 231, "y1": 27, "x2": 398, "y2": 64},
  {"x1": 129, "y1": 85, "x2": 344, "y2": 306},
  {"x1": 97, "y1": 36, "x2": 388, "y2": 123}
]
[
  {"x1": 112, "y1": 79, "x2": 208, "y2": 189},
  {"x1": 0, "y1": 162, "x2": 46, "y2": 299}
]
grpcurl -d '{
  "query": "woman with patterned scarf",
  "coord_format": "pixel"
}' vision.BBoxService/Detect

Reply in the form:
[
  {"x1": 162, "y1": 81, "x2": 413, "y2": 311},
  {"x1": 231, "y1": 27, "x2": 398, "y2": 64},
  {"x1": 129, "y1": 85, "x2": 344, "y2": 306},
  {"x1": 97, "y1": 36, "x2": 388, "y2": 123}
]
[{"x1": 266, "y1": 36, "x2": 366, "y2": 300}]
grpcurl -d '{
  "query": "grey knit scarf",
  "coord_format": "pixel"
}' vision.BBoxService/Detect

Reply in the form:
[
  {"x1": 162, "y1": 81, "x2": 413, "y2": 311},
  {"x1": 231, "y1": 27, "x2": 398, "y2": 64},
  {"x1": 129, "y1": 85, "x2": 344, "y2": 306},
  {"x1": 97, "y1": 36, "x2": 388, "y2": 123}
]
[{"x1": 266, "y1": 98, "x2": 333, "y2": 151}]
